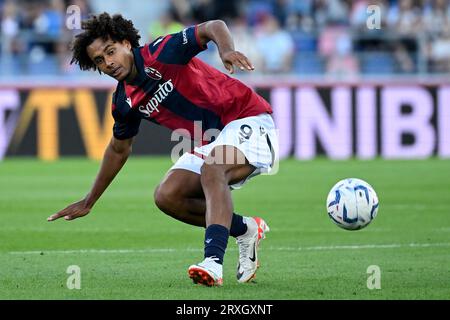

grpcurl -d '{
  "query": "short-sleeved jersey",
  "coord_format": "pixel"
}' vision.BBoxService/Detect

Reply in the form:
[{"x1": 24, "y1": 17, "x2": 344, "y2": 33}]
[{"x1": 111, "y1": 25, "x2": 272, "y2": 141}]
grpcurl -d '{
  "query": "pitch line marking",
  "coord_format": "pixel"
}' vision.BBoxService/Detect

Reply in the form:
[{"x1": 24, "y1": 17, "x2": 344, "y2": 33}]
[{"x1": 7, "y1": 242, "x2": 450, "y2": 255}]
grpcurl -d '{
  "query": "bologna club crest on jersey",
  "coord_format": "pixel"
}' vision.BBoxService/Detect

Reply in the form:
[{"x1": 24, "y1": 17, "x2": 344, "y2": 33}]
[{"x1": 144, "y1": 66, "x2": 162, "y2": 80}]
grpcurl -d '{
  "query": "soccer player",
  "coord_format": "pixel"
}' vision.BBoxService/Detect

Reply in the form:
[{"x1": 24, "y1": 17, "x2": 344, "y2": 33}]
[{"x1": 47, "y1": 13, "x2": 278, "y2": 287}]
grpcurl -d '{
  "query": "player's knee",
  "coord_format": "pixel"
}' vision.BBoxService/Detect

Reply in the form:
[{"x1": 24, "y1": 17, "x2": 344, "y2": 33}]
[{"x1": 154, "y1": 184, "x2": 177, "y2": 213}]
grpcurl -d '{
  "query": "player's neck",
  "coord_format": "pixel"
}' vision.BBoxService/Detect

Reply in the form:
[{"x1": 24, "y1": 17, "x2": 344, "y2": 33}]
[{"x1": 124, "y1": 61, "x2": 138, "y2": 83}]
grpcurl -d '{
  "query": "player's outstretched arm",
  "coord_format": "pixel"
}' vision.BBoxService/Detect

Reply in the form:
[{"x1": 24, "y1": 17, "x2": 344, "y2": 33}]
[
  {"x1": 47, "y1": 136, "x2": 133, "y2": 222},
  {"x1": 196, "y1": 20, "x2": 254, "y2": 74}
]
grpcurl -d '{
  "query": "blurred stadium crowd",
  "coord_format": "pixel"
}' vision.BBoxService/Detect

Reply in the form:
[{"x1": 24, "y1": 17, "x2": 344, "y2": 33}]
[{"x1": 1, "y1": 0, "x2": 450, "y2": 78}]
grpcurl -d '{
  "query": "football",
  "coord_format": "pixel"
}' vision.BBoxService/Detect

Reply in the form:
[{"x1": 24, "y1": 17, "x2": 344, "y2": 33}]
[{"x1": 326, "y1": 178, "x2": 379, "y2": 230}]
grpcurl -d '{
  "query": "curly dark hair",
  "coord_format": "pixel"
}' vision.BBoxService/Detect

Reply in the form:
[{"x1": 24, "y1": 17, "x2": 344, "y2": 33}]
[{"x1": 71, "y1": 12, "x2": 141, "y2": 71}]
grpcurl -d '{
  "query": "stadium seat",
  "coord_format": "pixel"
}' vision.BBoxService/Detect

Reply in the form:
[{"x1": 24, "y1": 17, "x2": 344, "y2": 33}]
[
  {"x1": 0, "y1": 57, "x2": 23, "y2": 76},
  {"x1": 27, "y1": 56, "x2": 60, "y2": 75},
  {"x1": 360, "y1": 52, "x2": 396, "y2": 75},
  {"x1": 293, "y1": 52, "x2": 324, "y2": 75},
  {"x1": 291, "y1": 31, "x2": 317, "y2": 52}
]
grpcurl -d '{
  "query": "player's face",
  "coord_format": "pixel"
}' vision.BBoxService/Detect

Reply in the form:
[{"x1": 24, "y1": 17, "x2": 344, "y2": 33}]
[{"x1": 87, "y1": 38, "x2": 134, "y2": 81}]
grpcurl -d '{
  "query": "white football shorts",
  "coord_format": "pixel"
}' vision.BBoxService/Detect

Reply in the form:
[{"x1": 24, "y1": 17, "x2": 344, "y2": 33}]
[{"x1": 169, "y1": 113, "x2": 279, "y2": 189}]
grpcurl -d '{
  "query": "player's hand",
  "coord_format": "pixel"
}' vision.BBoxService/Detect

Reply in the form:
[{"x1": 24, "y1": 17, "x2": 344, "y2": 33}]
[
  {"x1": 220, "y1": 50, "x2": 255, "y2": 74},
  {"x1": 47, "y1": 199, "x2": 91, "y2": 222}
]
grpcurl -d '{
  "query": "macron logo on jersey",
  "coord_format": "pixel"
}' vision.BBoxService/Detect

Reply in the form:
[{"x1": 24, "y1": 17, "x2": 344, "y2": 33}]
[
  {"x1": 153, "y1": 37, "x2": 164, "y2": 46},
  {"x1": 182, "y1": 28, "x2": 188, "y2": 44},
  {"x1": 126, "y1": 97, "x2": 132, "y2": 108},
  {"x1": 138, "y1": 79, "x2": 174, "y2": 117}
]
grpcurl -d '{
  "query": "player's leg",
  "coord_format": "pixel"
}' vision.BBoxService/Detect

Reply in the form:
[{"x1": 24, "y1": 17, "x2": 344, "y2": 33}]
[
  {"x1": 153, "y1": 154, "x2": 250, "y2": 237},
  {"x1": 188, "y1": 113, "x2": 277, "y2": 286},
  {"x1": 154, "y1": 169, "x2": 206, "y2": 227},
  {"x1": 200, "y1": 146, "x2": 253, "y2": 228},
  {"x1": 188, "y1": 145, "x2": 257, "y2": 286}
]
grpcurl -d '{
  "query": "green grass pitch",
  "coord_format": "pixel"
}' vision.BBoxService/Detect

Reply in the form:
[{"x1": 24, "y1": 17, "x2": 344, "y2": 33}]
[{"x1": 0, "y1": 157, "x2": 449, "y2": 299}]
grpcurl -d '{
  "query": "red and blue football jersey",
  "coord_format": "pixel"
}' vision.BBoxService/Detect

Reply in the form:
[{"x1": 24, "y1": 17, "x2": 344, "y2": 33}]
[{"x1": 111, "y1": 25, "x2": 272, "y2": 141}]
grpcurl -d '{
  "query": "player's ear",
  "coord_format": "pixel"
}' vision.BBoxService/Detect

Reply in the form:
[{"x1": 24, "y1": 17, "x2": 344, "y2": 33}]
[{"x1": 122, "y1": 39, "x2": 131, "y2": 50}]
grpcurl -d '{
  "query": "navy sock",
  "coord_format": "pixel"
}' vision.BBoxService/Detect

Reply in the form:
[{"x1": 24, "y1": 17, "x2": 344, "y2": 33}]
[
  {"x1": 204, "y1": 224, "x2": 229, "y2": 264},
  {"x1": 230, "y1": 213, "x2": 248, "y2": 238}
]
